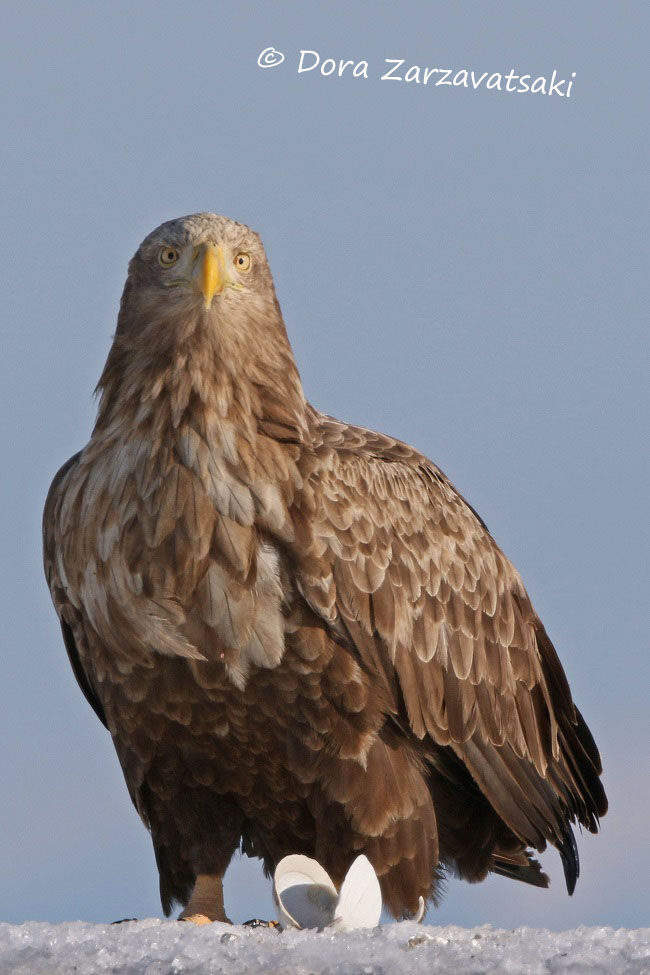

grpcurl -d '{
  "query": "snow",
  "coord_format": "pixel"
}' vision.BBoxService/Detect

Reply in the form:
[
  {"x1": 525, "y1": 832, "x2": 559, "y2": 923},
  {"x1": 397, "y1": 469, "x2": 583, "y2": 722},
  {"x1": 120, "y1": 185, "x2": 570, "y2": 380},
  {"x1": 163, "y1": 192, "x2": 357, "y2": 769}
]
[{"x1": 0, "y1": 920, "x2": 648, "y2": 975}]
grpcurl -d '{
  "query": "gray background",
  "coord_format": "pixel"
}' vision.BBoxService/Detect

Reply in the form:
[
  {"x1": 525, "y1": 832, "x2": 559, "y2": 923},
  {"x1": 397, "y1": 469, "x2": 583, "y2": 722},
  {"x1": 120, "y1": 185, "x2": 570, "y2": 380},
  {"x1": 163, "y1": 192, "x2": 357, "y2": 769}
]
[{"x1": 0, "y1": 1, "x2": 647, "y2": 929}]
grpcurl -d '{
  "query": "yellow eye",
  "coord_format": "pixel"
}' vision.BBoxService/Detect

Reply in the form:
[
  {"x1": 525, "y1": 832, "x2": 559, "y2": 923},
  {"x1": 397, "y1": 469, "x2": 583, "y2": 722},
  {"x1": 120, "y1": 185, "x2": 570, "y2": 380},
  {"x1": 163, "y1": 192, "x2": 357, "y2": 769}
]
[
  {"x1": 158, "y1": 246, "x2": 180, "y2": 267},
  {"x1": 234, "y1": 252, "x2": 251, "y2": 272}
]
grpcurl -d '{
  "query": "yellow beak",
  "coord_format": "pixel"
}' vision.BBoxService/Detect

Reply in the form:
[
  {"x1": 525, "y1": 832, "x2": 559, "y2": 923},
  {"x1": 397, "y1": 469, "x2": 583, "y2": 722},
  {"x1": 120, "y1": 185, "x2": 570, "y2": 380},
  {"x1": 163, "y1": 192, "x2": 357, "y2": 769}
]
[{"x1": 196, "y1": 243, "x2": 227, "y2": 309}]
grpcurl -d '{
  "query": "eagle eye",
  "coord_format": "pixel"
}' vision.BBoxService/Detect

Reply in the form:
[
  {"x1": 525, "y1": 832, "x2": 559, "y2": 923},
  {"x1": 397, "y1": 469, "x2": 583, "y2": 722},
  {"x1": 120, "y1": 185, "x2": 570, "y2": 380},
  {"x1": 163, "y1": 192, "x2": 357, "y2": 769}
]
[
  {"x1": 234, "y1": 252, "x2": 252, "y2": 272},
  {"x1": 158, "y1": 246, "x2": 180, "y2": 267}
]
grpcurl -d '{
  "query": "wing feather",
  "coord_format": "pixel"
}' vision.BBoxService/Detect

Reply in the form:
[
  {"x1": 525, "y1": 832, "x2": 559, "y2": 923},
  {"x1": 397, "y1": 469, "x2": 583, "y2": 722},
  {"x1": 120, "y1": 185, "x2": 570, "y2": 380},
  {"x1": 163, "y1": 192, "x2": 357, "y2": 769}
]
[
  {"x1": 296, "y1": 414, "x2": 607, "y2": 870},
  {"x1": 43, "y1": 453, "x2": 108, "y2": 729}
]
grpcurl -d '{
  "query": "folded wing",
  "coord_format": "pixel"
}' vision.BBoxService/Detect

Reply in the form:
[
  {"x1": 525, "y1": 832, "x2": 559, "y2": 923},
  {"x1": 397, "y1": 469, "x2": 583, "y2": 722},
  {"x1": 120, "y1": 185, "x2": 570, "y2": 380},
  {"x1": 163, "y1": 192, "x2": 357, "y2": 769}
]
[{"x1": 296, "y1": 415, "x2": 607, "y2": 889}]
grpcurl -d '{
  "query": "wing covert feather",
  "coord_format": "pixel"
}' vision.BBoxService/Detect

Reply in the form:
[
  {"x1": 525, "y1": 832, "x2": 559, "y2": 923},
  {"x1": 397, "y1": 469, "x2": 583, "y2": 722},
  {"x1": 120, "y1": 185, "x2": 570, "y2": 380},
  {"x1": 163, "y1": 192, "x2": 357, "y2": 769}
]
[
  {"x1": 301, "y1": 419, "x2": 548, "y2": 758},
  {"x1": 297, "y1": 415, "x2": 606, "y2": 853}
]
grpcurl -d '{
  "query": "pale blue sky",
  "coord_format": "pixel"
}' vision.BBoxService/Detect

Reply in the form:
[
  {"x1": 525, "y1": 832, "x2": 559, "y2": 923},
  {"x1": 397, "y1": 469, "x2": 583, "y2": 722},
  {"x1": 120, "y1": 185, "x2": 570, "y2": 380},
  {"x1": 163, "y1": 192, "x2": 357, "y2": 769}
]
[{"x1": 0, "y1": 1, "x2": 647, "y2": 929}]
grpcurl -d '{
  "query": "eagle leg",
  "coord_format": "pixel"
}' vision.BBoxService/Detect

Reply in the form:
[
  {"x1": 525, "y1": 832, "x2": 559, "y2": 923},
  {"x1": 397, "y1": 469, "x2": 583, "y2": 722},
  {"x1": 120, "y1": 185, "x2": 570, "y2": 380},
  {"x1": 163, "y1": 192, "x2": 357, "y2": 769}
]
[{"x1": 178, "y1": 874, "x2": 230, "y2": 924}]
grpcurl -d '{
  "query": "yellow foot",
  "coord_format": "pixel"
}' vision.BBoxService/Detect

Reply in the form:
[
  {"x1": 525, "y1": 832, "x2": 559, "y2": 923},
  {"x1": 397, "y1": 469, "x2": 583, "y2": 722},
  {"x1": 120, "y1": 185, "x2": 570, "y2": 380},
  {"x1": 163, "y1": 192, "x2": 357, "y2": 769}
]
[{"x1": 180, "y1": 913, "x2": 214, "y2": 926}]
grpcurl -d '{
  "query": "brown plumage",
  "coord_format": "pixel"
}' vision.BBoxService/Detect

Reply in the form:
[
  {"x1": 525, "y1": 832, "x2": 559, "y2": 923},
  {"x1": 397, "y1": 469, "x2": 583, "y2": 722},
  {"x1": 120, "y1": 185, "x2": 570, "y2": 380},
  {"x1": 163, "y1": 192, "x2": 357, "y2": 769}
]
[{"x1": 43, "y1": 213, "x2": 607, "y2": 922}]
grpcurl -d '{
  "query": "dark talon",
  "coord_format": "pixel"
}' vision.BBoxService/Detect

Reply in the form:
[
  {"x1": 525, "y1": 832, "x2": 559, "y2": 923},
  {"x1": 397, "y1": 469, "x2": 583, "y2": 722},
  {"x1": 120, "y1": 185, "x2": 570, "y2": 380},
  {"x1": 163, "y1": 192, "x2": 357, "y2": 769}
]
[
  {"x1": 242, "y1": 918, "x2": 280, "y2": 930},
  {"x1": 111, "y1": 918, "x2": 138, "y2": 924}
]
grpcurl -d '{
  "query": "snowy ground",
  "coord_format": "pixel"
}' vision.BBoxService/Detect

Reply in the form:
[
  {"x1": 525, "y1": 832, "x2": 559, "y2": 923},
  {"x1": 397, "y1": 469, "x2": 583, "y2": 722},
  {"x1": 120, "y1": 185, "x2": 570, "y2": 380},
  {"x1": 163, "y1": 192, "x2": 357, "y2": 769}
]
[{"x1": 1, "y1": 920, "x2": 649, "y2": 975}]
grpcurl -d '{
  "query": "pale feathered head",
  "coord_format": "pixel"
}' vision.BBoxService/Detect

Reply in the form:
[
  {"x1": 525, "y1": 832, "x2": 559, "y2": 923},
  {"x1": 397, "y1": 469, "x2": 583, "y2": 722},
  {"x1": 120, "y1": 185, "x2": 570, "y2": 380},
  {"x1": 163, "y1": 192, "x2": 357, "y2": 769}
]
[
  {"x1": 97, "y1": 213, "x2": 304, "y2": 427},
  {"x1": 115, "y1": 212, "x2": 281, "y2": 340}
]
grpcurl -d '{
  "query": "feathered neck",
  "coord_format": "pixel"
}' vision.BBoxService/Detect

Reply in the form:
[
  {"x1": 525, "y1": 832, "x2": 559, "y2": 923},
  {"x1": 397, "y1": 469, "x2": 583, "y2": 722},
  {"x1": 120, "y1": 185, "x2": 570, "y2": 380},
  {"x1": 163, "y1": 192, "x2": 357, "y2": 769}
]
[{"x1": 92, "y1": 294, "x2": 308, "y2": 452}]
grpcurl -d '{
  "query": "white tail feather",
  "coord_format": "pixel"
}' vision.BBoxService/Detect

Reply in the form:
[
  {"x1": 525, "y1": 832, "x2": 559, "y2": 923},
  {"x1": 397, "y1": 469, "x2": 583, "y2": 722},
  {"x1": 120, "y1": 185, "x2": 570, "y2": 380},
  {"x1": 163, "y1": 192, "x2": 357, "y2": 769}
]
[
  {"x1": 333, "y1": 855, "x2": 382, "y2": 931},
  {"x1": 273, "y1": 855, "x2": 337, "y2": 929},
  {"x1": 273, "y1": 854, "x2": 383, "y2": 931}
]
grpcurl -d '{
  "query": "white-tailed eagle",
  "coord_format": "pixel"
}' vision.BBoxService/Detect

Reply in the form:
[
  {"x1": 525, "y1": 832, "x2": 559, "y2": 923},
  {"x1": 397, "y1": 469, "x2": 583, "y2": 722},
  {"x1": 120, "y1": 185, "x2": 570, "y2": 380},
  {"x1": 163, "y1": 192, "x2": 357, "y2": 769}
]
[{"x1": 43, "y1": 213, "x2": 606, "y2": 923}]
